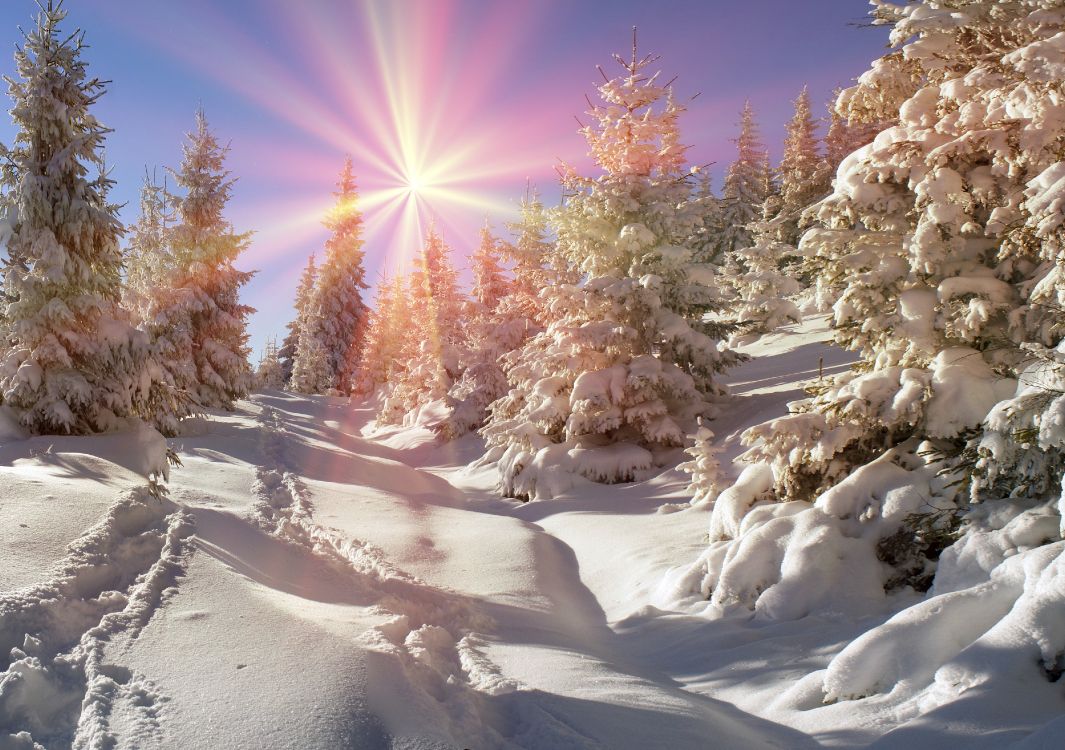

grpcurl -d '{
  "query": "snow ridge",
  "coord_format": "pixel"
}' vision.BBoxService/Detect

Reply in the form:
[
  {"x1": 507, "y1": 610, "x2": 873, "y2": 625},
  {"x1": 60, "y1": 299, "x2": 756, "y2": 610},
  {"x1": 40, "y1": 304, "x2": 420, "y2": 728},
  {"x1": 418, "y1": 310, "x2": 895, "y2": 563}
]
[{"x1": 0, "y1": 488, "x2": 193, "y2": 749}]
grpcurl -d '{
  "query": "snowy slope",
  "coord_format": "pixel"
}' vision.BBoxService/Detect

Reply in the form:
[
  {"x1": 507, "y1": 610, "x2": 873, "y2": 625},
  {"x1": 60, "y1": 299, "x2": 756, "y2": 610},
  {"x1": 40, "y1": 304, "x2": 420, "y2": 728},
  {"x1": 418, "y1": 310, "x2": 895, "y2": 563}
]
[{"x1": 1, "y1": 316, "x2": 1063, "y2": 748}]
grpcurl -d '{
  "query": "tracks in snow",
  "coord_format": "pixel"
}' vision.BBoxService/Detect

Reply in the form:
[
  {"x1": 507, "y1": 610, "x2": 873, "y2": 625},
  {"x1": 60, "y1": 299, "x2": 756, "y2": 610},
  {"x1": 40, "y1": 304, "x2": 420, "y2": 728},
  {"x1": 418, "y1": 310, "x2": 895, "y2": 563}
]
[
  {"x1": 0, "y1": 488, "x2": 193, "y2": 750},
  {"x1": 250, "y1": 404, "x2": 523, "y2": 748}
]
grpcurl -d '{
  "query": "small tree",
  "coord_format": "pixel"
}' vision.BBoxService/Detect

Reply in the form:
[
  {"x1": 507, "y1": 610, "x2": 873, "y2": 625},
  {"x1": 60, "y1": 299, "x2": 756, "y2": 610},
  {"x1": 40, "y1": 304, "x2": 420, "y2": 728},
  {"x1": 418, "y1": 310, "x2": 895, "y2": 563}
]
[
  {"x1": 720, "y1": 101, "x2": 769, "y2": 265},
  {"x1": 255, "y1": 338, "x2": 284, "y2": 390},
  {"x1": 279, "y1": 253, "x2": 318, "y2": 386},
  {"x1": 352, "y1": 274, "x2": 410, "y2": 398}
]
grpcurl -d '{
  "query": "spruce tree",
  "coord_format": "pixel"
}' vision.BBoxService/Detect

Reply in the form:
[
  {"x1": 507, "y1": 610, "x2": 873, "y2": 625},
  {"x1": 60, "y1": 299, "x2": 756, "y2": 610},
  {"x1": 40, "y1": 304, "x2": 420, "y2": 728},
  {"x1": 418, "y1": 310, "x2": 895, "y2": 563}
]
[
  {"x1": 720, "y1": 101, "x2": 769, "y2": 265},
  {"x1": 439, "y1": 224, "x2": 516, "y2": 438},
  {"x1": 0, "y1": 2, "x2": 157, "y2": 434},
  {"x1": 352, "y1": 274, "x2": 409, "y2": 398},
  {"x1": 164, "y1": 110, "x2": 255, "y2": 411},
  {"x1": 255, "y1": 338, "x2": 284, "y2": 390},
  {"x1": 379, "y1": 226, "x2": 464, "y2": 423},
  {"x1": 741, "y1": 0, "x2": 1065, "y2": 517},
  {"x1": 279, "y1": 253, "x2": 318, "y2": 386},
  {"x1": 124, "y1": 171, "x2": 172, "y2": 326},
  {"x1": 308, "y1": 156, "x2": 369, "y2": 393},
  {"x1": 778, "y1": 87, "x2": 828, "y2": 233},
  {"x1": 481, "y1": 36, "x2": 741, "y2": 499}
]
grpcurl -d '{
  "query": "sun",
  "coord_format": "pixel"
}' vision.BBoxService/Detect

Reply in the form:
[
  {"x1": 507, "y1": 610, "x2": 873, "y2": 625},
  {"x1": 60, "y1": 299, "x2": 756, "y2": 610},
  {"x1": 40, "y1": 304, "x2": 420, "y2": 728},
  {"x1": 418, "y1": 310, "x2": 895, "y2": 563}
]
[{"x1": 404, "y1": 173, "x2": 424, "y2": 195}]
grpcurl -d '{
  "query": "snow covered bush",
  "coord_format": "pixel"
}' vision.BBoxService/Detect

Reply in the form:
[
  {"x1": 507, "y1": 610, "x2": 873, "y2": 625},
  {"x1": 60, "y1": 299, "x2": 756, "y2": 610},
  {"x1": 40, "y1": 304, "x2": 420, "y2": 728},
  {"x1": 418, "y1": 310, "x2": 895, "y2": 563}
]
[
  {"x1": 0, "y1": 4, "x2": 162, "y2": 434},
  {"x1": 480, "y1": 38, "x2": 741, "y2": 499},
  {"x1": 682, "y1": 0, "x2": 1065, "y2": 640},
  {"x1": 679, "y1": 419, "x2": 728, "y2": 505}
]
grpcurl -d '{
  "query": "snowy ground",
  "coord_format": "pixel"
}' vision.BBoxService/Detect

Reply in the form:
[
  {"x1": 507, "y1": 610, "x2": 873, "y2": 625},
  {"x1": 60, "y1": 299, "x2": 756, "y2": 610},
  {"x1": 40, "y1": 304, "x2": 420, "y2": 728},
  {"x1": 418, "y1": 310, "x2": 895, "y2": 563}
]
[{"x1": 2, "y1": 316, "x2": 1063, "y2": 749}]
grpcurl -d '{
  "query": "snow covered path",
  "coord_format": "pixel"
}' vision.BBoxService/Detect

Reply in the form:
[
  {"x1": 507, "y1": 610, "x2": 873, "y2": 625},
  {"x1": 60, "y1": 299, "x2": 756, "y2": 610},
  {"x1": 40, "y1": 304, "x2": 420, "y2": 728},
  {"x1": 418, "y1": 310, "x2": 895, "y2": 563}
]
[{"x1": 1, "y1": 380, "x2": 818, "y2": 748}]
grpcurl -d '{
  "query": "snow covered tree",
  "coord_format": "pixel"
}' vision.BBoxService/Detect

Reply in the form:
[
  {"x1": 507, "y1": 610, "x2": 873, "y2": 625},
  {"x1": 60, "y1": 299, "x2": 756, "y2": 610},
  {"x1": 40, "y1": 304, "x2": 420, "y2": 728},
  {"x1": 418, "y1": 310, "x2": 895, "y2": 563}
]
[
  {"x1": 726, "y1": 220, "x2": 802, "y2": 341},
  {"x1": 307, "y1": 156, "x2": 369, "y2": 393},
  {"x1": 255, "y1": 338, "x2": 284, "y2": 390},
  {"x1": 777, "y1": 87, "x2": 828, "y2": 240},
  {"x1": 352, "y1": 273, "x2": 409, "y2": 398},
  {"x1": 124, "y1": 171, "x2": 172, "y2": 325},
  {"x1": 679, "y1": 418, "x2": 727, "y2": 505},
  {"x1": 438, "y1": 224, "x2": 517, "y2": 439},
  {"x1": 822, "y1": 90, "x2": 884, "y2": 181},
  {"x1": 741, "y1": 0, "x2": 1065, "y2": 518},
  {"x1": 720, "y1": 101, "x2": 769, "y2": 264},
  {"x1": 0, "y1": 3, "x2": 160, "y2": 434},
  {"x1": 688, "y1": 171, "x2": 726, "y2": 265},
  {"x1": 378, "y1": 226, "x2": 464, "y2": 424},
  {"x1": 279, "y1": 253, "x2": 318, "y2": 386},
  {"x1": 290, "y1": 301, "x2": 332, "y2": 394},
  {"x1": 480, "y1": 36, "x2": 742, "y2": 499},
  {"x1": 160, "y1": 110, "x2": 255, "y2": 412}
]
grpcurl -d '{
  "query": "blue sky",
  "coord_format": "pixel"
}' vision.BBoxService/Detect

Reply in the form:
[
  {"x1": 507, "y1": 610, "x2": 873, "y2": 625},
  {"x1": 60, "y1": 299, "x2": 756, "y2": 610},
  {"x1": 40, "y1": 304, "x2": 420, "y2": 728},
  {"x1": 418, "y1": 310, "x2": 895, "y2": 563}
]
[{"x1": 0, "y1": 1, "x2": 888, "y2": 358}]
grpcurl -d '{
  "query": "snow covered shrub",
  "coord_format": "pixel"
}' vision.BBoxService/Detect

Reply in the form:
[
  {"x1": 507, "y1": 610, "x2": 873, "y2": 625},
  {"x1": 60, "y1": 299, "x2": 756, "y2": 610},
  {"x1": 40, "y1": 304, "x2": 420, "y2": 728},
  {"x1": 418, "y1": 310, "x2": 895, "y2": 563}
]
[
  {"x1": 679, "y1": 419, "x2": 727, "y2": 504},
  {"x1": 683, "y1": 0, "x2": 1065, "y2": 624},
  {"x1": 480, "y1": 39, "x2": 741, "y2": 499},
  {"x1": 0, "y1": 4, "x2": 163, "y2": 434}
]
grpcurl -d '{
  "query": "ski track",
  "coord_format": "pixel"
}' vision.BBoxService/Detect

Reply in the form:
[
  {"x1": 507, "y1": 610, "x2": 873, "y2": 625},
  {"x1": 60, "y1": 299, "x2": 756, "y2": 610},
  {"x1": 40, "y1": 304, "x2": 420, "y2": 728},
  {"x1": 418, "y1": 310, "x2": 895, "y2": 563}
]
[{"x1": 0, "y1": 487, "x2": 194, "y2": 750}]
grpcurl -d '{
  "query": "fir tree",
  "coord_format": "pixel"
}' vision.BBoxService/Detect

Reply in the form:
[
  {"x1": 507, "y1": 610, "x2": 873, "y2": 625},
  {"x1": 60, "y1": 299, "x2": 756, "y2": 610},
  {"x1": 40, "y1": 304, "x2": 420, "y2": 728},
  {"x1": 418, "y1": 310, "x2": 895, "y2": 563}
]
[
  {"x1": 379, "y1": 226, "x2": 464, "y2": 424},
  {"x1": 481, "y1": 35, "x2": 742, "y2": 499},
  {"x1": 308, "y1": 156, "x2": 369, "y2": 393},
  {"x1": 720, "y1": 101, "x2": 769, "y2": 265},
  {"x1": 778, "y1": 87, "x2": 828, "y2": 233},
  {"x1": 0, "y1": 3, "x2": 158, "y2": 434},
  {"x1": 156, "y1": 110, "x2": 255, "y2": 414},
  {"x1": 742, "y1": 0, "x2": 1065, "y2": 519},
  {"x1": 352, "y1": 273, "x2": 409, "y2": 398},
  {"x1": 439, "y1": 224, "x2": 517, "y2": 438},
  {"x1": 290, "y1": 302, "x2": 332, "y2": 394},
  {"x1": 279, "y1": 253, "x2": 318, "y2": 386},
  {"x1": 255, "y1": 338, "x2": 284, "y2": 390},
  {"x1": 124, "y1": 171, "x2": 172, "y2": 325},
  {"x1": 679, "y1": 418, "x2": 727, "y2": 504}
]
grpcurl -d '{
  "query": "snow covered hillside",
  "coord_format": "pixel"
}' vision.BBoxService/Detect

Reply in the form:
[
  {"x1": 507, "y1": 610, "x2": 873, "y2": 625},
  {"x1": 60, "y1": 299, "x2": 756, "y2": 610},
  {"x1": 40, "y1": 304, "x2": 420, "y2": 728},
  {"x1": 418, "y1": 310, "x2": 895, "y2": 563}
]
[{"x1": 2, "y1": 315, "x2": 1061, "y2": 749}]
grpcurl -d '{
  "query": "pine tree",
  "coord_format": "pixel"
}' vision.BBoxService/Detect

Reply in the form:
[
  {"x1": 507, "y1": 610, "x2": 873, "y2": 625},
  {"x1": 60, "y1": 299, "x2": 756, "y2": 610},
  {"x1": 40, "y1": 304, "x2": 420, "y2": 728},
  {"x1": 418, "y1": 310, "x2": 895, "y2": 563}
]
[
  {"x1": 481, "y1": 35, "x2": 742, "y2": 499},
  {"x1": 379, "y1": 226, "x2": 464, "y2": 424},
  {"x1": 163, "y1": 110, "x2": 256, "y2": 411},
  {"x1": 255, "y1": 338, "x2": 284, "y2": 390},
  {"x1": 0, "y1": 3, "x2": 159, "y2": 434},
  {"x1": 679, "y1": 418, "x2": 727, "y2": 504},
  {"x1": 290, "y1": 302, "x2": 332, "y2": 394},
  {"x1": 439, "y1": 224, "x2": 517, "y2": 438},
  {"x1": 124, "y1": 171, "x2": 172, "y2": 325},
  {"x1": 778, "y1": 87, "x2": 828, "y2": 232},
  {"x1": 279, "y1": 253, "x2": 318, "y2": 386},
  {"x1": 720, "y1": 101, "x2": 769, "y2": 265},
  {"x1": 741, "y1": 0, "x2": 1065, "y2": 518},
  {"x1": 352, "y1": 274, "x2": 410, "y2": 399},
  {"x1": 308, "y1": 156, "x2": 369, "y2": 393}
]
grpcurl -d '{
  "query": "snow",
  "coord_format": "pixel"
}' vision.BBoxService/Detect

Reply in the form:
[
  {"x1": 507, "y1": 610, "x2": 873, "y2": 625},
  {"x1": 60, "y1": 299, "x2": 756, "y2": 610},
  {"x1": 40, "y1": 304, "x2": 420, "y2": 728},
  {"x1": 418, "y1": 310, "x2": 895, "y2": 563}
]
[{"x1": 2, "y1": 318, "x2": 1064, "y2": 748}]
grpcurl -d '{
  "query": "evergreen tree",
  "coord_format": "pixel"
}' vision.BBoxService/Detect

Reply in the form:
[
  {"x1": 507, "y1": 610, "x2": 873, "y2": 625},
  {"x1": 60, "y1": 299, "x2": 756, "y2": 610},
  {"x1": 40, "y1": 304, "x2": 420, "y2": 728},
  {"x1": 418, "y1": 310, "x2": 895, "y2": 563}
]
[
  {"x1": 124, "y1": 171, "x2": 172, "y2": 325},
  {"x1": 352, "y1": 274, "x2": 409, "y2": 398},
  {"x1": 481, "y1": 37, "x2": 742, "y2": 499},
  {"x1": 309, "y1": 156, "x2": 369, "y2": 393},
  {"x1": 679, "y1": 418, "x2": 727, "y2": 504},
  {"x1": 741, "y1": 0, "x2": 1065, "y2": 522},
  {"x1": 154, "y1": 110, "x2": 255, "y2": 415},
  {"x1": 0, "y1": 3, "x2": 159, "y2": 434},
  {"x1": 255, "y1": 338, "x2": 284, "y2": 390},
  {"x1": 290, "y1": 301, "x2": 332, "y2": 394},
  {"x1": 439, "y1": 224, "x2": 517, "y2": 439},
  {"x1": 778, "y1": 87, "x2": 828, "y2": 233},
  {"x1": 279, "y1": 253, "x2": 318, "y2": 386},
  {"x1": 720, "y1": 101, "x2": 769, "y2": 264},
  {"x1": 379, "y1": 226, "x2": 464, "y2": 424}
]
